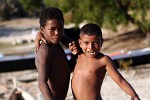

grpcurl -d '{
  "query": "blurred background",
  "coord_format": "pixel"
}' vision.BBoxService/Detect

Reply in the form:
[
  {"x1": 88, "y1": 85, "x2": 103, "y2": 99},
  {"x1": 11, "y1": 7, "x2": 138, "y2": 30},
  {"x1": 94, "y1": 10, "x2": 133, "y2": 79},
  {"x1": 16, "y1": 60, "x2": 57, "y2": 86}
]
[
  {"x1": 0, "y1": 0, "x2": 150, "y2": 55},
  {"x1": 0, "y1": 0, "x2": 150, "y2": 100}
]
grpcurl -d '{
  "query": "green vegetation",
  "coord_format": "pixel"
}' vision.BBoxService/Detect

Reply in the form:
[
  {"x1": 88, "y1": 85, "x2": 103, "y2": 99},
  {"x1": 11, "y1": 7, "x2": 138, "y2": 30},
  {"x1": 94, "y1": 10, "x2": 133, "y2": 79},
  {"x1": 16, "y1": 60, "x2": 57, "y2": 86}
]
[
  {"x1": 0, "y1": 0, "x2": 15, "y2": 20},
  {"x1": 0, "y1": 0, "x2": 150, "y2": 35},
  {"x1": 20, "y1": 0, "x2": 44, "y2": 16}
]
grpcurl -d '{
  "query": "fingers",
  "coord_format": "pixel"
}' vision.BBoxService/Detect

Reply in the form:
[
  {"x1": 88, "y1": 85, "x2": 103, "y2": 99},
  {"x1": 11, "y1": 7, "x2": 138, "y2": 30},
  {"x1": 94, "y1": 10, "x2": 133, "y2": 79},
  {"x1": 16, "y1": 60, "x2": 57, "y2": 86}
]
[
  {"x1": 69, "y1": 41, "x2": 78, "y2": 55},
  {"x1": 35, "y1": 40, "x2": 43, "y2": 54},
  {"x1": 68, "y1": 41, "x2": 74, "y2": 47},
  {"x1": 72, "y1": 51, "x2": 78, "y2": 55},
  {"x1": 41, "y1": 37, "x2": 47, "y2": 44},
  {"x1": 35, "y1": 31, "x2": 41, "y2": 50},
  {"x1": 35, "y1": 48, "x2": 38, "y2": 54},
  {"x1": 35, "y1": 39, "x2": 40, "y2": 54},
  {"x1": 71, "y1": 47, "x2": 78, "y2": 55},
  {"x1": 35, "y1": 31, "x2": 47, "y2": 54}
]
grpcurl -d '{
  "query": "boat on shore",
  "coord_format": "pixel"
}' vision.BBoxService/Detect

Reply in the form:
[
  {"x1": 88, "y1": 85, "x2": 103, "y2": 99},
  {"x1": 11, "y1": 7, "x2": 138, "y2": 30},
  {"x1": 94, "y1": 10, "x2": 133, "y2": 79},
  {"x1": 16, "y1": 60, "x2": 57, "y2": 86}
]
[{"x1": 0, "y1": 48, "x2": 150, "y2": 72}]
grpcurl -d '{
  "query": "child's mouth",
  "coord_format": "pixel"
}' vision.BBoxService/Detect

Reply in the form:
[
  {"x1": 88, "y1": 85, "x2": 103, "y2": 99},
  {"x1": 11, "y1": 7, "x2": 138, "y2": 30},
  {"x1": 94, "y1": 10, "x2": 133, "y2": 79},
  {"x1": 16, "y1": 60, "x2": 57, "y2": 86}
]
[{"x1": 87, "y1": 51, "x2": 96, "y2": 55}]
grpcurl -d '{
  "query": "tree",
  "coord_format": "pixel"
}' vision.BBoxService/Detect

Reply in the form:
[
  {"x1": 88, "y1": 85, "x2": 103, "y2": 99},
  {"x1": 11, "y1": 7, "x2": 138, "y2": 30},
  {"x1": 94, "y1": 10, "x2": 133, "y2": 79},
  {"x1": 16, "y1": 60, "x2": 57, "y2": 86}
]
[
  {"x1": 0, "y1": 0, "x2": 16, "y2": 21},
  {"x1": 20, "y1": 0, "x2": 44, "y2": 17},
  {"x1": 114, "y1": 0, "x2": 150, "y2": 34},
  {"x1": 43, "y1": 0, "x2": 150, "y2": 35}
]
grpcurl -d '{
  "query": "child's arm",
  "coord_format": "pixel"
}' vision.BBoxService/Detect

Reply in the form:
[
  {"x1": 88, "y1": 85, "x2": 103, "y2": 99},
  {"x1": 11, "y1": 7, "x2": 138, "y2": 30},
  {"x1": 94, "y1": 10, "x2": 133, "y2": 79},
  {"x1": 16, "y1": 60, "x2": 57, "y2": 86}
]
[
  {"x1": 68, "y1": 53, "x2": 78, "y2": 73},
  {"x1": 105, "y1": 56, "x2": 140, "y2": 100},
  {"x1": 61, "y1": 35, "x2": 73, "y2": 47},
  {"x1": 35, "y1": 31, "x2": 79, "y2": 55},
  {"x1": 61, "y1": 35, "x2": 79, "y2": 55},
  {"x1": 35, "y1": 31, "x2": 72, "y2": 48},
  {"x1": 35, "y1": 31, "x2": 47, "y2": 53},
  {"x1": 68, "y1": 42, "x2": 82, "y2": 72},
  {"x1": 35, "y1": 44, "x2": 54, "y2": 100}
]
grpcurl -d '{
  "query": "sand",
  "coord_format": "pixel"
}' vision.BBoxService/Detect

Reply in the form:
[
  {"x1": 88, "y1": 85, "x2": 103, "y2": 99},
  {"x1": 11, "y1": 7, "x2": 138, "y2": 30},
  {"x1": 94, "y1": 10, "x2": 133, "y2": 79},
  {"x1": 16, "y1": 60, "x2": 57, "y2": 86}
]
[{"x1": 0, "y1": 64, "x2": 150, "y2": 100}]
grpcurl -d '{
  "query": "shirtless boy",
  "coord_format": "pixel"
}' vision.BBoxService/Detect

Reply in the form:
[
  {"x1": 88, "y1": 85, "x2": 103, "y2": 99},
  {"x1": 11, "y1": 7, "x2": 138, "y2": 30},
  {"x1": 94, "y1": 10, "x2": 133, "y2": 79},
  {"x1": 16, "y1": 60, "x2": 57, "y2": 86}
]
[
  {"x1": 71, "y1": 23, "x2": 140, "y2": 100},
  {"x1": 35, "y1": 7, "x2": 78, "y2": 100}
]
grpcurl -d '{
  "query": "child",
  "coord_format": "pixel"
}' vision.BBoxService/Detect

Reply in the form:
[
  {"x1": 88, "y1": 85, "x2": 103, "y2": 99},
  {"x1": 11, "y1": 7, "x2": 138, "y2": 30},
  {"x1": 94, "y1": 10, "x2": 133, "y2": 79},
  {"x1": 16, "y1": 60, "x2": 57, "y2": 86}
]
[
  {"x1": 35, "y1": 7, "x2": 78, "y2": 100},
  {"x1": 71, "y1": 23, "x2": 140, "y2": 100}
]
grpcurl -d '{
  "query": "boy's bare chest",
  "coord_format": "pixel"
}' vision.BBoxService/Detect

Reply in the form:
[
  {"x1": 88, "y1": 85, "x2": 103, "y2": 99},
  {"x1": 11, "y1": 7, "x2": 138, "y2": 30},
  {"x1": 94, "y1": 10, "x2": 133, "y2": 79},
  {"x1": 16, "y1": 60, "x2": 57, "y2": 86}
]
[
  {"x1": 75, "y1": 53, "x2": 106, "y2": 74},
  {"x1": 73, "y1": 57, "x2": 106, "y2": 85},
  {"x1": 76, "y1": 57, "x2": 104, "y2": 72},
  {"x1": 49, "y1": 45, "x2": 66, "y2": 57},
  {"x1": 48, "y1": 46, "x2": 68, "y2": 64},
  {"x1": 78, "y1": 55, "x2": 101, "y2": 65}
]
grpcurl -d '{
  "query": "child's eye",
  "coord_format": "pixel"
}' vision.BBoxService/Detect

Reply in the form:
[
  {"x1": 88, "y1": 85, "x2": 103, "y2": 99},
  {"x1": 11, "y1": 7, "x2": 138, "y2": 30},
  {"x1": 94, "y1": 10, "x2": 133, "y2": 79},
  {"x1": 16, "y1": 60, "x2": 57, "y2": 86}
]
[
  {"x1": 48, "y1": 28, "x2": 52, "y2": 31},
  {"x1": 84, "y1": 42, "x2": 88, "y2": 45},
  {"x1": 48, "y1": 27, "x2": 55, "y2": 31},
  {"x1": 94, "y1": 42, "x2": 98, "y2": 44},
  {"x1": 58, "y1": 27, "x2": 63, "y2": 31}
]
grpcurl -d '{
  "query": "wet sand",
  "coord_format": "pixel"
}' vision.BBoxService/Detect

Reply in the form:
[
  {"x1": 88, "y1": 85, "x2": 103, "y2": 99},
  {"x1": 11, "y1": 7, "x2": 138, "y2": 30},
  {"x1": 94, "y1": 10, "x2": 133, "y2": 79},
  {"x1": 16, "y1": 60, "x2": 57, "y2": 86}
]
[{"x1": 0, "y1": 64, "x2": 149, "y2": 100}]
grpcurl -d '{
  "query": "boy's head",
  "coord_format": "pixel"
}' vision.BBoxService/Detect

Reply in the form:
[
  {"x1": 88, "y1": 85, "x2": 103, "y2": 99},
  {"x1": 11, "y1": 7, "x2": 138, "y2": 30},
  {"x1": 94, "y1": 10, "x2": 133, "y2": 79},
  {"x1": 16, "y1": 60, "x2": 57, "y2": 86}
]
[
  {"x1": 79, "y1": 23, "x2": 103, "y2": 57},
  {"x1": 39, "y1": 7, "x2": 64, "y2": 44},
  {"x1": 39, "y1": 7, "x2": 64, "y2": 27},
  {"x1": 80, "y1": 23, "x2": 102, "y2": 39}
]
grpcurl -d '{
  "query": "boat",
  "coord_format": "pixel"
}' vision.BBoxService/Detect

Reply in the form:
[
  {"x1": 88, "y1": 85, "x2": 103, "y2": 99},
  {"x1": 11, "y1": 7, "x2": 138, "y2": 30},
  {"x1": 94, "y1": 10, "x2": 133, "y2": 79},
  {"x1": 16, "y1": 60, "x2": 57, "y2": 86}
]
[{"x1": 0, "y1": 48, "x2": 150, "y2": 72}]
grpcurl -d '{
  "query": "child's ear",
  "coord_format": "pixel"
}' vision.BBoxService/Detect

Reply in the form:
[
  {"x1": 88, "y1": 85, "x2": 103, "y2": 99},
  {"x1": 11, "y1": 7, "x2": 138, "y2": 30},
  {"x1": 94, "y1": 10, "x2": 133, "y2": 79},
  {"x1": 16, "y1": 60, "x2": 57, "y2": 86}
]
[
  {"x1": 40, "y1": 27, "x2": 44, "y2": 34},
  {"x1": 101, "y1": 39, "x2": 103, "y2": 47},
  {"x1": 78, "y1": 39, "x2": 81, "y2": 46}
]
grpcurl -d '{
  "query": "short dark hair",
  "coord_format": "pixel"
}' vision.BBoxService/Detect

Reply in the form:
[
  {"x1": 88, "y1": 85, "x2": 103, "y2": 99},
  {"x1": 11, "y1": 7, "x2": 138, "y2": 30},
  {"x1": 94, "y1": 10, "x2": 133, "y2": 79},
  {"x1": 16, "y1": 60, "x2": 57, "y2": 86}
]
[
  {"x1": 80, "y1": 23, "x2": 102, "y2": 38},
  {"x1": 39, "y1": 7, "x2": 64, "y2": 27}
]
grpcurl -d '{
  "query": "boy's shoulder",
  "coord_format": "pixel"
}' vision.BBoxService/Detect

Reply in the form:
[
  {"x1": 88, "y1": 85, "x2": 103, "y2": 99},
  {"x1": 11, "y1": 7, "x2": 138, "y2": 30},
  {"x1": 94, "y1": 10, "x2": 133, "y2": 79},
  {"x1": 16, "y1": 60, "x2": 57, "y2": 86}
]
[
  {"x1": 97, "y1": 52, "x2": 106, "y2": 58},
  {"x1": 98, "y1": 53, "x2": 112, "y2": 62},
  {"x1": 39, "y1": 42, "x2": 49, "y2": 50},
  {"x1": 36, "y1": 43, "x2": 57, "y2": 60},
  {"x1": 39, "y1": 42, "x2": 58, "y2": 49},
  {"x1": 37, "y1": 43, "x2": 52, "y2": 55},
  {"x1": 38, "y1": 43, "x2": 62, "y2": 54}
]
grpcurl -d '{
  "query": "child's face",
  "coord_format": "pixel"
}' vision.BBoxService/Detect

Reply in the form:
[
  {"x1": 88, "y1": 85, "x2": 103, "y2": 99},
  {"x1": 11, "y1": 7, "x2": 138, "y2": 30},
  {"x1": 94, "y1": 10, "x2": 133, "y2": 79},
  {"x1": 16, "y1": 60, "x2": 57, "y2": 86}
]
[
  {"x1": 41, "y1": 19, "x2": 64, "y2": 44},
  {"x1": 79, "y1": 34, "x2": 102, "y2": 58}
]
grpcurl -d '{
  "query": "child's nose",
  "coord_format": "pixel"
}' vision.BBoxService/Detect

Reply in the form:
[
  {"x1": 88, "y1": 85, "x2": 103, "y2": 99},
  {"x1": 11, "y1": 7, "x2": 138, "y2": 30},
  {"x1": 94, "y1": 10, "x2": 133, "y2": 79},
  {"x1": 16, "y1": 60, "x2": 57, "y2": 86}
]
[
  {"x1": 54, "y1": 30, "x2": 59, "y2": 35},
  {"x1": 88, "y1": 44, "x2": 94, "y2": 49}
]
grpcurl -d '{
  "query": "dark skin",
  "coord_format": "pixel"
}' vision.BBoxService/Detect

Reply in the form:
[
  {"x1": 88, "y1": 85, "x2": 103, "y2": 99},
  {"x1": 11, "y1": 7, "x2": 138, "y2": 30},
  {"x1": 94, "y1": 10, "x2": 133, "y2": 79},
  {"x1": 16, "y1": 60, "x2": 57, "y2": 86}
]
[
  {"x1": 35, "y1": 19, "x2": 70, "y2": 100},
  {"x1": 35, "y1": 31, "x2": 79, "y2": 55},
  {"x1": 36, "y1": 43, "x2": 70, "y2": 100},
  {"x1": 71, "y1": 34, "x2": 140, "y2": 100}
]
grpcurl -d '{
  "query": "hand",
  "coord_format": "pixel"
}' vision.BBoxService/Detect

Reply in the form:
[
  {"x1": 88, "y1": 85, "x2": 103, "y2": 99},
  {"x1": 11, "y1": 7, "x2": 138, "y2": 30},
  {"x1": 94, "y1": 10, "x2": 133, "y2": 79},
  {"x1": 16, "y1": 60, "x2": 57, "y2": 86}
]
[
  {"x1": 35, "y1": 31, "x2": 47, "y2": 54},
  {"x1": 69, "y1": 41, "x2": 80, "y2": 55}
]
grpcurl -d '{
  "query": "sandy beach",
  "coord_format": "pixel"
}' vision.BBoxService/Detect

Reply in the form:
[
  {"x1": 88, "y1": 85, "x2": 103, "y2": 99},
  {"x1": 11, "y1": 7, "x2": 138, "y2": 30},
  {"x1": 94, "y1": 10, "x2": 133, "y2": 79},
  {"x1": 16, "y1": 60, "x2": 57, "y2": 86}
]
[{"x1": 0, "y1": 64, "x2": 150, "y2": 100}]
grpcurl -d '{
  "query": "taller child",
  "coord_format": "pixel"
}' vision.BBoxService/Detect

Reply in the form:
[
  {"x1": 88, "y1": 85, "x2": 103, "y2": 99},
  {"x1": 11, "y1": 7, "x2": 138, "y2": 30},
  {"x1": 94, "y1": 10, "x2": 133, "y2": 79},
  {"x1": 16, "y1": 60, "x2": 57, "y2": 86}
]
[{"x1": 35, "y1": 7, "x2": 71, "y2": 100}]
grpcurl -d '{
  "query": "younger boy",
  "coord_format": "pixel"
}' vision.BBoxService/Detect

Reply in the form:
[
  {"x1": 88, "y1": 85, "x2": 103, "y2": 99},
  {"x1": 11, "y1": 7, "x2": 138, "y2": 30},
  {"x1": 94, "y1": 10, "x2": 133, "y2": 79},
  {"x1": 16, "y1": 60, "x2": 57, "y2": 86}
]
[
  {"x1": 71, "y1": 23, "x2": 140, "y2": 100},
  {"x1": 35, "y1": 7, "x2": 78, "y2": 100}
]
